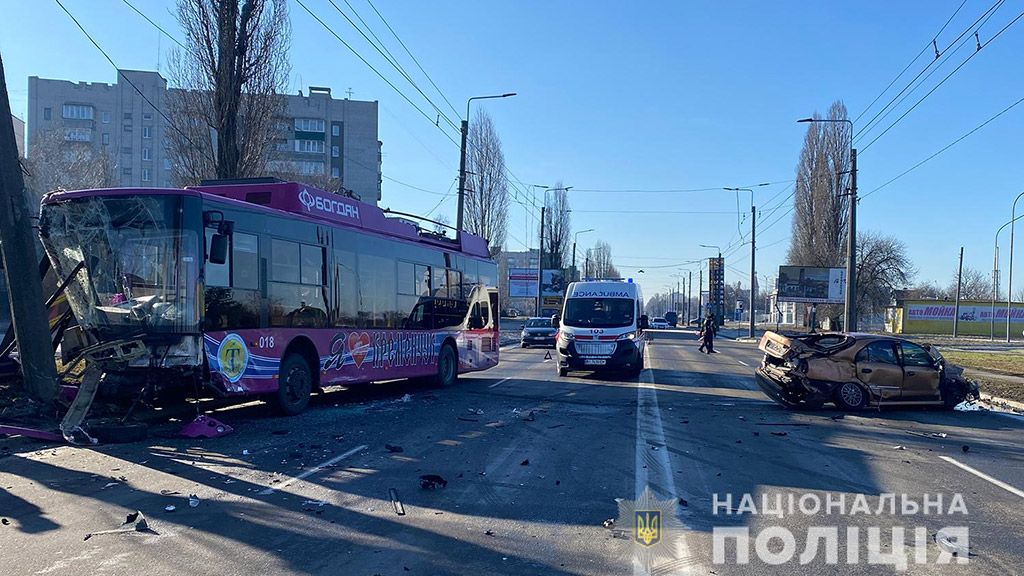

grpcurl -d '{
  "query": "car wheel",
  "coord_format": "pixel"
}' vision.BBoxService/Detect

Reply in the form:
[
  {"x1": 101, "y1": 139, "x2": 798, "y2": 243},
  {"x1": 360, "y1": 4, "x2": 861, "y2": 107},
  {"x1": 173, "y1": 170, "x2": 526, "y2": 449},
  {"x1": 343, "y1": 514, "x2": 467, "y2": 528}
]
[
  {"x1": 631, "y1": 351, "x2": 645, "y2": 376},
  {"x1": 557, "y1": 367, "x2": 568, "y2": 377},
  {"x1": 940, "y1": 382, "x2": 968, "y2": 409},
  {"x1": 521, "y1": 342, "x2": 528, "y2": 348},
  {"x1": 273, "y1": 353, "x2": 313, "y2": 416},
  {"x1": 433, "y1": 343, "x2": 458, "y2": 387},
  {"x1": 834, "y1": 381, "x2": 869, "y2": 411}
]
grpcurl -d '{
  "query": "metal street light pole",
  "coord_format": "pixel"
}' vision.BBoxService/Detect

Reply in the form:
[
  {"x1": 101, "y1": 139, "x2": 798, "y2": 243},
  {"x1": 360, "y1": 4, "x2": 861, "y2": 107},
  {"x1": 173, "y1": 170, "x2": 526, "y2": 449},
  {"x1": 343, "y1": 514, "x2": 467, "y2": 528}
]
[
  {"x1": 457, "y1": 93, "x2": 516, "y2": 241},
  {"x1": 992, "y1": 210, "x2": 1024, "y2": 339},
  {"x1": 798, "y1": 117, "x2": 856, "y2": 331},
  {"x1": 1007, "y1": 191, "x2": 1024, "y2": 342},
  {"x1": 725, "y1": 184, "x2": 769, "y2": 339},
  {"x1": 572, "y1": 228, "x2": 594, "y2": 281}
]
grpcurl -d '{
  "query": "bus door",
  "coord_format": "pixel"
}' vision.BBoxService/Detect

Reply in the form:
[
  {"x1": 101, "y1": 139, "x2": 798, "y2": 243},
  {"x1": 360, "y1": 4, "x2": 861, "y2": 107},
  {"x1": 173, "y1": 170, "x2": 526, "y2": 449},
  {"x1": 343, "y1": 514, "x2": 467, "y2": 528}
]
[{"x1": 459, "y1": 286, "x2": 499, "y2": 370}]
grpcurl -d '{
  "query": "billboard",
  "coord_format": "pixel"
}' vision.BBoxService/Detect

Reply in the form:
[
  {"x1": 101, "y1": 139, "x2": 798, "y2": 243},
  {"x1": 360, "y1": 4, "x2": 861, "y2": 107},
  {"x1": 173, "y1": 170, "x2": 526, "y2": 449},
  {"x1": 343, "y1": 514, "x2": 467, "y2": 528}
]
[
  {"x1": 541, "y1": 269, "x2": 569, "y2": 297},
  {"x1": 508, "y1": 268, "x2": 539, "y2": 298},
  {"x1": 777, "y1": 266, "x2": 845, "y2": 304},
  {"x1": 708, "y1": 257, "x2": 725, "y2": 323}
]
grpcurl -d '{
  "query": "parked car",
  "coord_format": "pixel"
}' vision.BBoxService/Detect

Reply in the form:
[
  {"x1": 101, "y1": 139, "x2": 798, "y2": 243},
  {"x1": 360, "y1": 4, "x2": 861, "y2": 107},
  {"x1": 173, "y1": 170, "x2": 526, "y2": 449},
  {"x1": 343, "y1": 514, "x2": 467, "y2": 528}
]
[
  {"x1": 650, "y1": 317, "x2": 669, "y2": 329},
  {"x1": 756, "y1": 331, "x2": 978, "y2": 410},
  {"x1": 521, "y1": 317, "x2": 557, "y2": 348}
]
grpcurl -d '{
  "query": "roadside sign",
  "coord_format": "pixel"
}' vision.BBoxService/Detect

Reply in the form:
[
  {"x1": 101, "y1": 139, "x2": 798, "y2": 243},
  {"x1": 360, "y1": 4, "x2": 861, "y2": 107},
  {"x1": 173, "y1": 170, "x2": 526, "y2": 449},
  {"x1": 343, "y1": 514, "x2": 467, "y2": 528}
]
[{"x1": 776, "y1": 266, "x2": 845, "y2": 304}]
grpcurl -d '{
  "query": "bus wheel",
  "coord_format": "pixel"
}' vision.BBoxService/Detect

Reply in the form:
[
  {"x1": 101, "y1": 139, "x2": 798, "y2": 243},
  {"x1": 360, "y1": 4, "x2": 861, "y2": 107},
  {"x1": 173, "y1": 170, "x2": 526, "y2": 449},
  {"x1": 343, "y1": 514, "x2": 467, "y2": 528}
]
[
  {"x1": 274, "y1": 353, "x2": 313, "y2": 415},
  {"x1": 433, "y1": 343, "x2": 458, "y2": 387}
]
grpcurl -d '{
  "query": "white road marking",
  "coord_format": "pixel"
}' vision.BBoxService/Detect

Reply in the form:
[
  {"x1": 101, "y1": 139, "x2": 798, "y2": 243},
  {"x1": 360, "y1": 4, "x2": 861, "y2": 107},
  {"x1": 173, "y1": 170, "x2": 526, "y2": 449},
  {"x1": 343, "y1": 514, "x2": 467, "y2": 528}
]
[
  {"x1": 635, "y1": 348, "x2": 696, "y2": 574},
  {"x1": 488, "y1": 377, "x2": 512, "y2": 389},
  {"x1": 736, "y1": 360, "x2": 749, "y2": 367},
  {"x1": 939, "y1": 456, "x2": 1024, "y2": 499},
  {"x1": 260, "y1": 444, "x2": 367, "y2": 495}
]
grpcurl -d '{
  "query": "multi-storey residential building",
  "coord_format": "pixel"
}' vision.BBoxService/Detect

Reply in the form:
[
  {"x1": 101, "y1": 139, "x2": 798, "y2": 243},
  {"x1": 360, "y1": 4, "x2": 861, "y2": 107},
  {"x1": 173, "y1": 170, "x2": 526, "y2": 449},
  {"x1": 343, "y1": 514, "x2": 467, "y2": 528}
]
[{"x1": 27, "y1": 70, "x2": 382, "y2": 203}]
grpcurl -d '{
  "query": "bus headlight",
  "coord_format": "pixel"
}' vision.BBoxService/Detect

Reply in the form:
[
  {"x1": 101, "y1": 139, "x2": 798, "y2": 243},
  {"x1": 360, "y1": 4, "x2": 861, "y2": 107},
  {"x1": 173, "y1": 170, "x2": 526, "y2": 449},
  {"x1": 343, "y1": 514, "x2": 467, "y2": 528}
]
[{"x1": 617, "y1": 332, "x2": 636, "y2": 341}]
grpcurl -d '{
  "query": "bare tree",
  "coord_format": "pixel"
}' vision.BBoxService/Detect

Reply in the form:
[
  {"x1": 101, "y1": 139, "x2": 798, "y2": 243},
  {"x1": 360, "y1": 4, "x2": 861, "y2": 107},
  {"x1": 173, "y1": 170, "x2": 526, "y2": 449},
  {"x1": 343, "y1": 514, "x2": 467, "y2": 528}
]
[
  {"x1": 787, "y1": 100, "x2": 851, "y2": 268},
  {"x1": 432, "y1": 213, "x2": 451, "y2": 237},
  {"x1": 542, "y1": 182, "x2": 571, "y2": 269},
  {"x1": 166, "y1": 0, "x2": 290, "y2": 185},
  {"x1": 948, "y1": 266, "x2": 992, "y2": 300},
  {"x1": 25, "y1": 126, "x2": 116, "y2": 203},
  {"x1": 465, "y1": 109, "x2": 509, "y2": 255},
  {"x1": 856, "y1": 231, "x2": 916, "y2": 315},
  {"x1": 586, "y1": 241, "x2": 619, "y2": 279}
]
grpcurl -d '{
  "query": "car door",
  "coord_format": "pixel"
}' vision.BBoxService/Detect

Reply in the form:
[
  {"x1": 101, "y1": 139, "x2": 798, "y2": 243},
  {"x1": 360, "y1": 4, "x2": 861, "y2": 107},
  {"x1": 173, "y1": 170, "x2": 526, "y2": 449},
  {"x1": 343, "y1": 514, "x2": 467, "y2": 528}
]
[
  {"x1": 899, "y1": 341, "x2": 942, "y2": 400},
  {"x1": 854, "y1": 340, "x2": 903, "y2": 400}
]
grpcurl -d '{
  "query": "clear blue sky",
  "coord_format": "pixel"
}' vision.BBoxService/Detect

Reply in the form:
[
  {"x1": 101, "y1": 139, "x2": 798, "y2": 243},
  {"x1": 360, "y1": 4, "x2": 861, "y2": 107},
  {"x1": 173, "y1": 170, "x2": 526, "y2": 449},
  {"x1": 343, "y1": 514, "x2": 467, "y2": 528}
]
[{"x1": 3, "y1": 1, "x2": 1023, "y2": 299}]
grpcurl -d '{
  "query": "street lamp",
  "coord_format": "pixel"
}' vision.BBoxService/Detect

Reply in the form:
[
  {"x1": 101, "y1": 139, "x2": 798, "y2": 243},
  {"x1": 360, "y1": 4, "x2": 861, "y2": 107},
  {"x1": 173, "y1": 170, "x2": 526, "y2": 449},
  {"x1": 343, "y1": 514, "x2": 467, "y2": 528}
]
[
  {"x1": 457, "y1": 93, "x2": 517, "y2": 240},
  {"x1": 725, "y1": 183, "x2": 770, "y2": 338},
  {"x1": 537, "y1": 185, "x2": 572, "y2": 315},
  {"x1": 992, "y1": 209, "x2": 1024, "y2": 340},
  {"x1": 798, "y1": 116, "x2": 857, "y2": 331},
  {"x1": 572, "y1": 228, "x2": 594, "y2": 281},
  {"x1": 1006, "y1": 191, "x2": 1024, "y2": 342}
]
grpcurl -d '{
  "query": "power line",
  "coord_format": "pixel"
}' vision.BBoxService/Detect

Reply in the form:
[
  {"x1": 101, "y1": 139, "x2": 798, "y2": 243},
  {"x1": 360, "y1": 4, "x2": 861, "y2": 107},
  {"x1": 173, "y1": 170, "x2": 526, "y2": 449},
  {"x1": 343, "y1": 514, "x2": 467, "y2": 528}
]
[
  {"x1": 295, "y1": 0, "x2": 459, "y2": 147},
  {"x1": 54, "y1": 0, "x2": 208, "y2": 157},
  {"x1": 858, "y1": 4, "x2": 1018, "y2": 152},
  {"x1": 120, "y1": 0, "x2": 186, "y2": 49},
  {"x1": 383, "y1": 175, "x2": 450, "y2": 196},
  {"x1": 365, "y1": 0, "x2": 460, "y2": 119},
  {"x1": 861, "y1": 94, "x2": 1024, "y2": 200},
  {"x1": 572, "y1": 180, "x2": 793, "y2": 194},
  {"x1": 573, "y1": 210, "x2": 738, "y2": 215},
  {"x1": 856, "y1": 0, "x2": 991, "y2": 134},
  {"x1": 323, "y1": 0, "x2": 460, "y2": 132},
  {"x1": 852, "y1": 0, "x2": 969, "y2": 125}
]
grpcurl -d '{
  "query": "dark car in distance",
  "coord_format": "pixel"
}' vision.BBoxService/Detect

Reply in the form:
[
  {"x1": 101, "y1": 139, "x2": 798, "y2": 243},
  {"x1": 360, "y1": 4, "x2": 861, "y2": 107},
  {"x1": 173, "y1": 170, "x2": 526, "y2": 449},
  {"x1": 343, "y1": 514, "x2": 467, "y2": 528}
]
[{"x1": 521, "y1": 317, "x2": 557, "y2": 348}]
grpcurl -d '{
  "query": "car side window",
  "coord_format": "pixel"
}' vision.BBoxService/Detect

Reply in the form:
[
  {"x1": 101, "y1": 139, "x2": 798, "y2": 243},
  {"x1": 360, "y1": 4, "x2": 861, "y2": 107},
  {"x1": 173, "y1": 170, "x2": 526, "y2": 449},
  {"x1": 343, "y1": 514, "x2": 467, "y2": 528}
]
[
  {"x1": 856, "y1": 341, "x2": 898, "y2": 365},
  {"x1": 901, "y1": 342, "x2": 935, "y2": 368}
]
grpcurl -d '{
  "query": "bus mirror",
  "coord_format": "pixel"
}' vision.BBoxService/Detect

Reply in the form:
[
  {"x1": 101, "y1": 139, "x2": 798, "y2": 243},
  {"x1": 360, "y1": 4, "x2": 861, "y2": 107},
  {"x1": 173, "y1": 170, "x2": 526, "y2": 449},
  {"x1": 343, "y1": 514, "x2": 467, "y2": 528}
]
[
  {"x1": 209, "y1": 233, "x2": 229, "y2": 265},
  {"x1": 468, "y1": 315, "x2": 484, "y2": 330},
  {"x1": 550, "y1": 314, "x2": 560, "y2": 328},
  {"x1": 639, "y1": 315, "x2": 650, "y2": 330}
]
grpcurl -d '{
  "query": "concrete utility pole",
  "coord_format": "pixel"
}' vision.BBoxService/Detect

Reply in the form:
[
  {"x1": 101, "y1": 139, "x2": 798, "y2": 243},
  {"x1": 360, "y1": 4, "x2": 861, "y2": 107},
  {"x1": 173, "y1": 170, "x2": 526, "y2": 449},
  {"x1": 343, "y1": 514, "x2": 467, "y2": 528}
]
[
  {"x1": 698, "y1": 268, "x2": 703, "y2": 318},
  {"x1": 687, "y1": 270, "x2": 692, "y2": 325},
  {"x1": 954, "y1": 247, "x2": 964, "y2": 338},
  {"x1": 0, "y1": 52, "x2": 58, "y2": 404},
  {"x1": 749, "y1": 204, "x2": 756, "y2": 339},
  {"x1": 1007, "y1": 191, "x2": 1024, "y2": 342},
  {"x1": 846, "y1": 148, "x2": 858, "y2": 332},
  {"x1": 537, "y1": 205, "x2": 545, "y2": 316}
]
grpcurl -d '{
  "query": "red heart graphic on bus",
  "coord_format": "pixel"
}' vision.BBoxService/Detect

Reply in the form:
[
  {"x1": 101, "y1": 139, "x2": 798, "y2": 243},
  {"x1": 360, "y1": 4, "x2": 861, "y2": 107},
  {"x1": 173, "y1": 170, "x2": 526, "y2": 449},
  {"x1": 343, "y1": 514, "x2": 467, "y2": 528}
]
[{"x1": 348, "y1": 332, "x2": 371, "y2": 368}]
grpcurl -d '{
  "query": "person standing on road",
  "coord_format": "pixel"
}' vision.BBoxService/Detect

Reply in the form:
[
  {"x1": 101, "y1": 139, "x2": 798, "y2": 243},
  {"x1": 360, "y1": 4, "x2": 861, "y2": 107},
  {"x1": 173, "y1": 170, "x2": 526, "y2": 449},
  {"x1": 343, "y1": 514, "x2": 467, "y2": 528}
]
[{"x1": 698, "y1": 311, "x2": 717, "y2": 354}]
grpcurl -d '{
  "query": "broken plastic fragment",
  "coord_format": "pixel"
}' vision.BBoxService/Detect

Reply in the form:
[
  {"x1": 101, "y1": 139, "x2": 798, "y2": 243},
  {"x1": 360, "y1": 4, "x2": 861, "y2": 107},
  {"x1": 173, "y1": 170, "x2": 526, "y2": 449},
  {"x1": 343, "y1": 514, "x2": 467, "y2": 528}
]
[
  {"x1": 188, "y1": 494, "x2": 199, "y2": 508},
  {"x1": 419, "y1": 474, "x2": 448, "y2": 489}
]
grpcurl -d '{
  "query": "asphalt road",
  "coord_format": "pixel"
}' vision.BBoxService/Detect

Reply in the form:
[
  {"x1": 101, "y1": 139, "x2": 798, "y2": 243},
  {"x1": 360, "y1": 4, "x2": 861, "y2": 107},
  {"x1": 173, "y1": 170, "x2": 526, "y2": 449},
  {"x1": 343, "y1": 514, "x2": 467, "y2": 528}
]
[{"x1": 2, "y1": 329, "x2": 1023, "y2": 575}]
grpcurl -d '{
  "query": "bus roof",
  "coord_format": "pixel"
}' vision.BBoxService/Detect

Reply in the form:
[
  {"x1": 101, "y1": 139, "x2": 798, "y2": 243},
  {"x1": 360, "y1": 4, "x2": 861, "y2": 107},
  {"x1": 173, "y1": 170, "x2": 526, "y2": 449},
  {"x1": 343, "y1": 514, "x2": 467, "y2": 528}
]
[{"x1": 41, "y1": 181, "x2": 491, "y2": 259}]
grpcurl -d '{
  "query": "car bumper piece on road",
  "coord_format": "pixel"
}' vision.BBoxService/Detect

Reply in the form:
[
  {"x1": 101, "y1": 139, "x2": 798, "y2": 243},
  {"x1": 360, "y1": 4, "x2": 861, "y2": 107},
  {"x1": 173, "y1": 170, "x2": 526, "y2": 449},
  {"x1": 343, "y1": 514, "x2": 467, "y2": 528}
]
[{"x1": 755, "y1": 368, "x2": 829, "y2": 409}]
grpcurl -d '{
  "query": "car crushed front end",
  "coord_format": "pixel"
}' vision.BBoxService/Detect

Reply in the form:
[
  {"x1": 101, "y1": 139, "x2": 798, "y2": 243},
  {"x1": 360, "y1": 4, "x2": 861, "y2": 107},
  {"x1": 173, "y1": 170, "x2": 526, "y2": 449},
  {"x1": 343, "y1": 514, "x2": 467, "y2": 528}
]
[{"x1": 755, "y1": 331, "x2": 855, "y2": 409}]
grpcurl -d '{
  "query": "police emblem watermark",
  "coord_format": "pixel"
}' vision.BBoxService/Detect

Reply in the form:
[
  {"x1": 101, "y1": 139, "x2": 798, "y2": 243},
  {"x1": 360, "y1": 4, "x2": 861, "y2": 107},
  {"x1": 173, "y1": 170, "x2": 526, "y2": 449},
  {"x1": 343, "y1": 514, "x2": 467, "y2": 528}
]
[{"x1": 612, "y1": 486, "x2": 687, "y2": 574}]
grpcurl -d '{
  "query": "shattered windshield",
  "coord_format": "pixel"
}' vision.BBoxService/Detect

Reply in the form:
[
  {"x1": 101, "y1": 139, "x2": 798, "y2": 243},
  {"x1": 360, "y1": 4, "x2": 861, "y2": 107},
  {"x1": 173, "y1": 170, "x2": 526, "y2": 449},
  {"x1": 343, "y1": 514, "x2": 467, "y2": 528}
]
[
  {"x1": 563, "y1": 297, "x2": 635, "y2": 328},
  {"x1": 39, "y1": 195, "x2": 199, "y2": 336}
]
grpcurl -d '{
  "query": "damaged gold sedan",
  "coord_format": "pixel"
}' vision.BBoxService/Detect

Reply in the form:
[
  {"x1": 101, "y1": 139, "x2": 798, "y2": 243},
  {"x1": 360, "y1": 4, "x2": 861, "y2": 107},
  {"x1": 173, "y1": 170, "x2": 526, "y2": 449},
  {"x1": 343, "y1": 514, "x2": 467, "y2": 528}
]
[{"x1": 756, "y1": 332, "x2": 980, "y2": 410}]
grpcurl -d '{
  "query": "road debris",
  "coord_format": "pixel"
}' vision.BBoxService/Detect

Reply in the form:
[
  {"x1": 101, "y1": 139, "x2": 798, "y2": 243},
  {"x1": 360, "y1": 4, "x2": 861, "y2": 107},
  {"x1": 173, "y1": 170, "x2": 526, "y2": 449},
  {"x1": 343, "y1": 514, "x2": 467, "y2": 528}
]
[
  {"x1": 467, "y1": 408, "x2": 484, "y2": 415},
  {"x1": 389, "y1": 488, "x2": 406, "y2": 516},
  {"x1": 457, "y1": 417, "x2": 479, "y2": 422},
  {"x1": 419, "y1": 474, "x2": 448, "y2": 489},
  {"x1": 179, "y1": 415, "x2": 233, "y2": 439},
  {"x1": 399, "y1": 394, "x2": 412, "y2": 403},
  {"x1": 893, "y1": 445, "x2": 906, "y2": 450},
  {"x1": 84, "y1": 511, "x2": 154, "y2": 541},
  {"x1": 102, "y1": 482, "x2": 119, "y2": 489},
  {"x1": 164, "y1": 505, "x2": 176, "y2": 512},
  {"x1": 486, "y1": 420, "x2": 507, "y2": 428},
  {"x1": 954, "y1": 400, "x2": 983, "y2": 412},
  {"x1": 385, "y1": 444, "x2": 404, "y2": 453},
  {"x1": 159, "y1": 490, "x2": 180, "y2": 496},
  {"x1": 547, "y1": 423, "x2": 565, "y2": 429},
  {"x1": 188, "y1": 494, "x2": 199, "y2": 508},
  {"x1": 962, "y1": 445, "x2": 970, "y2": 453},
  {"x1": 678, "y1": 498, "x2": 688, "y2": 507},
  {"x1": 756, "y1": 423, "x2": 811, "y2": 427},
  {"x1": 242, "y1": 449, "x2": 251, "y2": 455},
  {"x1": 830, "y1": 413, "x2": 845, "y2": 420},
  {"x1": 520, "y1": 459, "x2": 530, "y2": 466},
  {"x1": 602, "y1": 518, "x2": 615, "y2": 529},
  {"x1": 485, "y1": 529, "x2": 495, "y2": 537},
  {"x1": 770, "y1": 432, "x2": 789, "y2": 437},
  {"x1": 934, "y1": 528, "x2": 972, "y2": 558},
  {"x1": 1, "y1": 518, "x2": 9, "y2": 526}
]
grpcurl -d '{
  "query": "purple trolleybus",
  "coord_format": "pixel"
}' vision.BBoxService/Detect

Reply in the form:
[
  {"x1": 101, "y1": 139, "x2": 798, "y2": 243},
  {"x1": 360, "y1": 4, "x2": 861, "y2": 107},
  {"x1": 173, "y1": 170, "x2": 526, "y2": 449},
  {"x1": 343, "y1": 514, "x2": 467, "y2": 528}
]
[{"x1": 38, "y1": 180, "x2": 500, "y2": 414}]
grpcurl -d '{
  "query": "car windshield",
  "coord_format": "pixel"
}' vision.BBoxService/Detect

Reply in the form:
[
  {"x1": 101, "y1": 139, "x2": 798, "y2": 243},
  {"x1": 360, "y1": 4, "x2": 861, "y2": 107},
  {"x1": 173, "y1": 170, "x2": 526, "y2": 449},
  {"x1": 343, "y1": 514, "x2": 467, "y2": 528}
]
[
  {"x1": 563, "y1": 297, "x2": 635, "y2": 328},
  {"x1": 39, "y1": 195, "x2": 200, "y2": 337},
  {"x1": 526, "y1": 318, "x2": 550, "y2": 328},
  {"x1": 654, "y1": 318, "x2": 666, "y2": 322}
]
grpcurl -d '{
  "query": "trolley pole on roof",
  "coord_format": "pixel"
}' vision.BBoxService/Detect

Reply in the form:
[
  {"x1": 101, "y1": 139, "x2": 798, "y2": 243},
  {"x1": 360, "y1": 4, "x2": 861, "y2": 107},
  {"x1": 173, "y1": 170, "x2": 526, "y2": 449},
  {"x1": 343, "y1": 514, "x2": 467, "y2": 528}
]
[{"x1": 0, "y1": 52, "x2": 58, "y2": 404}]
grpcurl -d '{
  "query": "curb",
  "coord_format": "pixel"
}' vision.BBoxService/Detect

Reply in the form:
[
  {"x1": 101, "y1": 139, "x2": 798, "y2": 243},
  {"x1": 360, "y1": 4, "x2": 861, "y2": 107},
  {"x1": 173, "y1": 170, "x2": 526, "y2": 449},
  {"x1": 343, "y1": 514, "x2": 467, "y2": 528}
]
[{"x1": 981, "y1": 393, "x2": 1024, "y2": 414}]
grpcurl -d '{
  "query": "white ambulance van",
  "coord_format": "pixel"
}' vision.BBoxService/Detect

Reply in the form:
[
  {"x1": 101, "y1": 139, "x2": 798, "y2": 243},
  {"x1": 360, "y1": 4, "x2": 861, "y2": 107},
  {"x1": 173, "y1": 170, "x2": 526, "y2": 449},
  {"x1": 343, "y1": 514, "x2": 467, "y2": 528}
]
[{"x1": 552, "y1": 280, "x2": 648, "y2": 377}]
